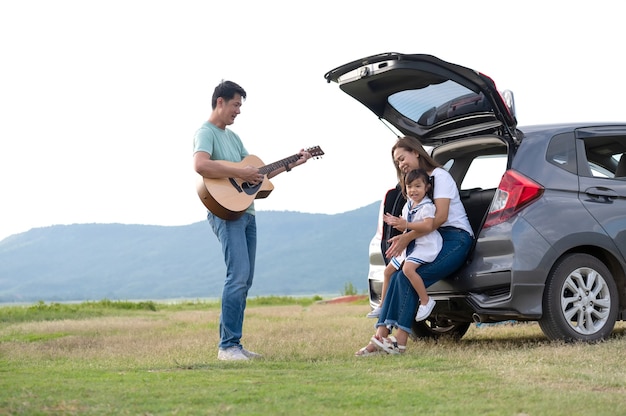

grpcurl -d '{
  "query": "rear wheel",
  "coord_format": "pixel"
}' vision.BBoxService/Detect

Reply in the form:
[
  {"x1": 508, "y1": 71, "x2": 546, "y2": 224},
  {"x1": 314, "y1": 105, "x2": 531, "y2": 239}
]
[
  {"x1": 411, "y1": 318, "x2": 470, "y2": 341},
  {"x1": 539, "y1": 253, "x2": 618, "y2": 342}
]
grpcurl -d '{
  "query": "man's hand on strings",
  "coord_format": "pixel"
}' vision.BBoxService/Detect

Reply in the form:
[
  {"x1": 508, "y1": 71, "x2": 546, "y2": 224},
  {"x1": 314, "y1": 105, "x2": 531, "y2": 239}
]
[{"x1": 242, "y1": 165, "x2": 263, "y2": 185}]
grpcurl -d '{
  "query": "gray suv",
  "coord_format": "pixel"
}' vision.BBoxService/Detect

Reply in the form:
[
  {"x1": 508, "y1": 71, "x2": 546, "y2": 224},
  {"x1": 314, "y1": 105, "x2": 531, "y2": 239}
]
[{"x1": 325, "y1": 53, "x2": 626, "y2": 342}]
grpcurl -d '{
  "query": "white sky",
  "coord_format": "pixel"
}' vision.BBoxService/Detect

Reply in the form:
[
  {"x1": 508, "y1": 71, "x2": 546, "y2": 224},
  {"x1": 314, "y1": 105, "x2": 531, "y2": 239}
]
[{"x1": 1, "y1": 0, "x2": 624, "y2": 241}]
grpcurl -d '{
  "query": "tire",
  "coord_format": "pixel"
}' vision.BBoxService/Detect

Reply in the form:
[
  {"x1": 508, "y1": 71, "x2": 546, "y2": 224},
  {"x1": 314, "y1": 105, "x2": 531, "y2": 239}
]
[
  {"x1": 411, "y1": 319, "x2": 470, "y2": 341},
  {"x1": 539, "y1": 253, "x2": 618, "y2": 342}
]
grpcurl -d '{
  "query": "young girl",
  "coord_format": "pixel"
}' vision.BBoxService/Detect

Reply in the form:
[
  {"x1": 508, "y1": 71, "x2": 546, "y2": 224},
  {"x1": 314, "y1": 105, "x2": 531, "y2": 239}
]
[{"x1": 367, "y1": 168, "x2": 442, "y2": 322}]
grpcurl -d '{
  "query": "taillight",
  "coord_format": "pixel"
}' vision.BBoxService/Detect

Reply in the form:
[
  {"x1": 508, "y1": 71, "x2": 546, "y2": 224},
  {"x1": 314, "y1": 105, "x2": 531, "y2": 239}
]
[{"x1": 483, "y1": 170, "x2": 544, "y2": 228}]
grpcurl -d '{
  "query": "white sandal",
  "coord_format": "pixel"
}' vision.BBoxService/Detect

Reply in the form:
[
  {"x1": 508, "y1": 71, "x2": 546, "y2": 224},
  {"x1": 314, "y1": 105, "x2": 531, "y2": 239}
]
[
  {"x1": 371, "y1": 335, "x2": 406, "y2": 355},
  {"x1": 355, "y1": 341, "x2": 384, "y2": 357}
]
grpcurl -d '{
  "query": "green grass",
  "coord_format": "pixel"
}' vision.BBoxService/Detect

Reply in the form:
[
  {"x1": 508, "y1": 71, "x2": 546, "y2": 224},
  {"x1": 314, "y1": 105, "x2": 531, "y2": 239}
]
[
  {"x1": 0, "y1": 297, "x2": 323, "y2": 324},
  {"x1": 1, "y1": 299, "x2": 625, "y2": 415}
]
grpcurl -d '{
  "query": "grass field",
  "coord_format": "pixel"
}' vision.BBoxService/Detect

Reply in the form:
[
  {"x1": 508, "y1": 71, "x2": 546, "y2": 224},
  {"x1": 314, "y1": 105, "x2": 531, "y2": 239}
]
[{"x1": 1, "y1": 298, "x2": 625, "y2": 415}]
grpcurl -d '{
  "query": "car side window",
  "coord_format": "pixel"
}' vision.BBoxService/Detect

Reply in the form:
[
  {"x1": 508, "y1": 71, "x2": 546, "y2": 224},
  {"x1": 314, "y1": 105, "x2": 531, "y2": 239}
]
[
  {"x1": 581, "y1": 137, "x2": 626, "y2": 179},
  {"x1": 588, "y1": 161, "x2": 613, "y2": 178},
  {"x1": 588, "y1": 153, "x2": 626, "y2": 178},
  {"x1": 546, "y1": 133, "x2": 577, "y2": 174},
  {"x1": 614, "y1": 153, "x2": 626, "y2": 178}
]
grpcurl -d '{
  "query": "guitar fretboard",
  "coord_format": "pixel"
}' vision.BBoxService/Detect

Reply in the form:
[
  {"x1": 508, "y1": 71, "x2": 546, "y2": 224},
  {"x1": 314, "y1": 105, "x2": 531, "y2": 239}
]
[
  {"x1": 259, "y1": 154, "x2": 302, "y2": 175},
  {"x1": 256, "y1": 146, "x2": 324, "y2": 175}
]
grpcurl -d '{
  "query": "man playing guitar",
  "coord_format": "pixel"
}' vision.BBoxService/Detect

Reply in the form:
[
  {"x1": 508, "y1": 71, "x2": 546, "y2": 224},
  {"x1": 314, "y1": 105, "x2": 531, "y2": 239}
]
[{"x1": 193, "y1": 80, "x2": 312, "y2": 361}]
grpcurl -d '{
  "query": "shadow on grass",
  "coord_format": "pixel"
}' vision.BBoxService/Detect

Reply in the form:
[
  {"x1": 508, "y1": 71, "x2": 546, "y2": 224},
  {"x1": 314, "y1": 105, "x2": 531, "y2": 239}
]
[{"x1": 409, "y1": 321, "x2": 626, "y2": 350}]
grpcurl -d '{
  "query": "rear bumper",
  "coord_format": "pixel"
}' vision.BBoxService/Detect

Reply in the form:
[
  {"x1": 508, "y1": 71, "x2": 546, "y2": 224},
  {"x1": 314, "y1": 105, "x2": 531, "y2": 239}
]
[{"x1": 367, "y1": 274, "x2": 544, "y2": 322}]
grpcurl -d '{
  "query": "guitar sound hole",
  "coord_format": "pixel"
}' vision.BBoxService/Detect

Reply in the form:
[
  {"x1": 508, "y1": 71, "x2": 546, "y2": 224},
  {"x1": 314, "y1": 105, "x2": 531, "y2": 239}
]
[{"x1": 241, "y1": 182, "x2": 260, "y2": 196}]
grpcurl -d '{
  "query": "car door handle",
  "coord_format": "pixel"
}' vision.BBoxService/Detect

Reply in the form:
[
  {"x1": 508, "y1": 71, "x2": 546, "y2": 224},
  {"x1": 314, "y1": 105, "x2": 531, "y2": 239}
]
[{"x1": 584, "y1": 186, "x2": 619, "y2": 202}]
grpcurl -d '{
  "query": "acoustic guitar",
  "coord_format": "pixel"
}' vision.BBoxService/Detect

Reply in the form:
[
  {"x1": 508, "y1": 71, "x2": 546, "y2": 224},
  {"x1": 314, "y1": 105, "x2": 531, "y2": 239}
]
[{"x1": 197, "y1": 146, "x2": 324, "y2": 220}]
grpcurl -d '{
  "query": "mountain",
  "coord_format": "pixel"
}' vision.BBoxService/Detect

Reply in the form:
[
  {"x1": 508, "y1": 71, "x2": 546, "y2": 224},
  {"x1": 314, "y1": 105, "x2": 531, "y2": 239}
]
[{"x1": 0, "y1": 203, "x2": 380, "y2": 303}]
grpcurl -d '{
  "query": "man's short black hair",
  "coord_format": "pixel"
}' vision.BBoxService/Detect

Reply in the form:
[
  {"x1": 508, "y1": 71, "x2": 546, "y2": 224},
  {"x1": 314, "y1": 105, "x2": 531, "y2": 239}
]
[{"x1": 212, "y1": 80, "x2": 246, "y2": 109}]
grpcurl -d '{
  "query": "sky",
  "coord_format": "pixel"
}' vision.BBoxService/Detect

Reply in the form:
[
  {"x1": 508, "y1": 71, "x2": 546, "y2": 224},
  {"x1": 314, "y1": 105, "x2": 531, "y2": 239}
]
[{"x1": 1, "y1": 0, "x2": 625, "y2": 241}]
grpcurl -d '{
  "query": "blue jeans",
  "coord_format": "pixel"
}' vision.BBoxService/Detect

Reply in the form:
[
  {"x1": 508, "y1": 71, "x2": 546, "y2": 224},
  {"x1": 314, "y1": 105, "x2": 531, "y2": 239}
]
[
  {"x1": 207, "y1": 212, "x2": 257, "y2": 349},
  {"x1": 376, "y1": 227, "x2": 473, "y2": 334}
]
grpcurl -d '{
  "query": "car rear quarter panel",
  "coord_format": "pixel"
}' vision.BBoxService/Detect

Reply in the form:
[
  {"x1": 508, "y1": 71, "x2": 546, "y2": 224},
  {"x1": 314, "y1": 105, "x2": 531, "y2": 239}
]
[{"x1": 434, "y1": 213, "x2": 554, "y2": 291}]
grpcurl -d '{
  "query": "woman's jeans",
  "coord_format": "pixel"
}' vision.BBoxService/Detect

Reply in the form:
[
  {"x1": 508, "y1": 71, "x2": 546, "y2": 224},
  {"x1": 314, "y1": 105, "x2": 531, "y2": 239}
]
[
  {"x1": 208, "y1": 212, "x2": 257, "y2": 349},
  {"x1": 376, "y1": 227, "x2": 473, "y2": 334}
]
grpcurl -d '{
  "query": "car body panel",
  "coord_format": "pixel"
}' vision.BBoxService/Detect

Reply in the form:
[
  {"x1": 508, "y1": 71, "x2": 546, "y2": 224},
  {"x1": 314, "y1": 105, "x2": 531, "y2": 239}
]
[{"x1": 580, "y1": 176, "x2": 626, "y2": 262}]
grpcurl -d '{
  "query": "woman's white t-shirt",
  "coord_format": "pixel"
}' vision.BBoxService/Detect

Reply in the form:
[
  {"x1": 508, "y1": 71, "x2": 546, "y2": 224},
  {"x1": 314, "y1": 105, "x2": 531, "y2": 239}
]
[{"x1": 431, "y1": 167, "x2": 474, "y2": 237}]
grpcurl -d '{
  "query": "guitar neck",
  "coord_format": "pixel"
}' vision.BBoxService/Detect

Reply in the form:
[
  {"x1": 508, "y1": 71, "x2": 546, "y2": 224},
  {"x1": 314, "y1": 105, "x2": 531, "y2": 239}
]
[{"x1": 259, "y1": 154, "x2": 301, "y2": 175}]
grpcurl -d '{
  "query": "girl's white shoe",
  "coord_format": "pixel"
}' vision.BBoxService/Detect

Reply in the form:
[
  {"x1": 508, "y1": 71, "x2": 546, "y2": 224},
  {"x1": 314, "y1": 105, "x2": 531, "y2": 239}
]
[{"x1": 366, "y1": 306, "x2": 382, "y2": 318}]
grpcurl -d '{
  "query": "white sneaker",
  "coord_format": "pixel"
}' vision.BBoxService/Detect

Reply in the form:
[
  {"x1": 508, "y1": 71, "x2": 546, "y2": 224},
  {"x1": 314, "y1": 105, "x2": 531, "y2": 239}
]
[
  {"x1": 217, "y1": 346, "x2": 249, "y2": 361},
  {"x1": 415, "y1": 298, "x2": 436, "y2": 322},
  {"x1": 241, "y1": 347, "x2": 262, "y2": 359},
  {"x1": 366, "y1": 306, "x2": 382, "y2": 318}
]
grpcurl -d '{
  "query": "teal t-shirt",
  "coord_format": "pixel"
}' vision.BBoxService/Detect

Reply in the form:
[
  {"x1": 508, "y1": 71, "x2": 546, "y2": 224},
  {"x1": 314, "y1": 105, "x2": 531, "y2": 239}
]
[{"x1": 193, "y1": 121, "x2": 255, "y2": 214}]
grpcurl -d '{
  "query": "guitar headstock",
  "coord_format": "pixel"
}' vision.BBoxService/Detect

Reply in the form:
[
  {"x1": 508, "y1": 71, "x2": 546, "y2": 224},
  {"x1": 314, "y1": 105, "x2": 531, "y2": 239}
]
[{"x1": 306, "y1": 146, "x2": 325, "y2": 159}]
